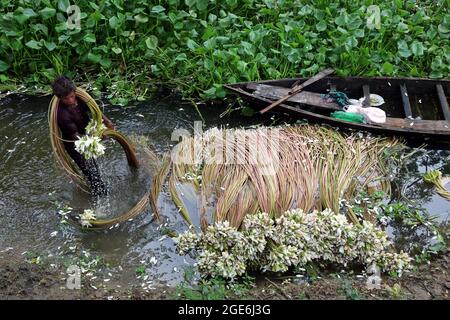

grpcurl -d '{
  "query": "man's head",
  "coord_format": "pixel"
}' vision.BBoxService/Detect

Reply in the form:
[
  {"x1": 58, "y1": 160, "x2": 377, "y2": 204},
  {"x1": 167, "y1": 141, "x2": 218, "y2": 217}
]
[{"x1": 52, "y1": 75, "x2": 77, "y2": 107}]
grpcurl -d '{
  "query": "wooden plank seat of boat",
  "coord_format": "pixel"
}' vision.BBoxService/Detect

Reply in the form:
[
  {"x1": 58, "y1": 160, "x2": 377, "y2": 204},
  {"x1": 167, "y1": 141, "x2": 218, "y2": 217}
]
[
  {"x1": 246, "y1": 83, "x2": 341, "y2": 111},
  {"x1": 436, "y1": 84, "x2": 450, "y2": 121}
]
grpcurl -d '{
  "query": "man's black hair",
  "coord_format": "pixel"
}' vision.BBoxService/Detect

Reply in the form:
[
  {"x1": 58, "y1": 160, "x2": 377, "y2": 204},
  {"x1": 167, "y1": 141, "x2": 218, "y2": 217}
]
[{"x1": 52, "y1": 75, "x2": 76, "y2": 98}]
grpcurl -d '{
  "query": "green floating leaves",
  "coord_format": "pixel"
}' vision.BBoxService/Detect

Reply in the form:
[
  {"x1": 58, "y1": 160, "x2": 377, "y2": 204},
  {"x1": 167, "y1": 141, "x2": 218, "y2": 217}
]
[
  {"x1": 397, "y1": 40, "x2": 412, "y2": 58},
  {"x1": 134, "y1": 14, "x2": 148, "y2": 23},
  {"x1": 145, "y1": 36, "x2": 158, "y2": 50},
  {"x1": 0, "y1": 0, "x2": 449, "y2": 103},
  {"x1": 411, "y1": 41, "x2": 425, "y2": 57},
  {"x1": 58, "y1": 0, "x2": 70, "y2": 12},
  {"x1": 0, "y1": 60, "x2": 9, "y2": 72},
  {"x1": 316, "y1": 21, "x2": 327, "y2": 32},
  {"x1": 382, "y1": 62, "x2": 394, "y2": 75},
  {"x1": 83, "y1": 33, "x2": 96, "y2": 43},
  {"x1": 151, "y1": 5, "x2": 166, "y2": 14},
  {"x1": 87, "y1": 52, "x2": 101, "y2": 63},
  {"x1": 44, "y1": 41, "x2": 57, "y2": 51},
  {"x1": 109, "y1": 16, "x2": 120, "y2": 29},
  {"x1": 25, "y1": 40, "x2": 42, "y2": 50}
]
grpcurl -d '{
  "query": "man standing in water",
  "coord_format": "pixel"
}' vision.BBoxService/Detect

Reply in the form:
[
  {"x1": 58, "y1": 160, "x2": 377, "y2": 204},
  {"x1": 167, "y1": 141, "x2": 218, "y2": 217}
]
[{"x1": 52, "y1": 75, "x2": 115, "y2": 196}]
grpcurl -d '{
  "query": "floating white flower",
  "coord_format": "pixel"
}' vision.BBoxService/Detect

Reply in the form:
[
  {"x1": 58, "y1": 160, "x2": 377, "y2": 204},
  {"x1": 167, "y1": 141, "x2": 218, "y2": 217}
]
[{"x1": 79, "y1": 209, "x2": 97, "y2": 228}]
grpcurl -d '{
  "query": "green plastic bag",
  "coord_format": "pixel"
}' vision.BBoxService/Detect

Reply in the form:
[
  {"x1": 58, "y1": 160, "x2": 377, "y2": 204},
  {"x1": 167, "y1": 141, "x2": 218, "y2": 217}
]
[{"x1": 330, "y1": 111, "x2": 365, "y2": 124}]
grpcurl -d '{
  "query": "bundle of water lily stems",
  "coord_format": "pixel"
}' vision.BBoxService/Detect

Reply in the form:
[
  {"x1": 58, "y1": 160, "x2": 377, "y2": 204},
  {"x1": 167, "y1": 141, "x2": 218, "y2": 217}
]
[
  {"x1": 150, "y1": 125, "x2": 397, "y2": 231},
  {"x1": 48, "y1": 87, "x2": 147, "y2": 229},
  {"x1": 423, "y1": 170, "x2": 450, "y2": 201}
]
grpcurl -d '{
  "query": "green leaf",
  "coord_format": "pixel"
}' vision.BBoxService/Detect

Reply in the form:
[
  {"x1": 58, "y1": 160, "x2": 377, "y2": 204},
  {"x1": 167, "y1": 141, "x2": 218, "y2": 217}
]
[
  {"x1": 112, "y1": 47, "x2": 122, "y2": 54},
  {"x1": 145, "y1": 36, "x2": 158, "y2": 50},
  {"x1": 411, "y1": 41, "x2": 424, "y2": 57},
  {"x1": 55, "y1": 22, "x2": 67, "y2": 33},
  {"x1": 438, "y1": 23, "x2": 449, "y2": 34},
  {"x1": 335, "y1": 14, "x2": 348, "y2": 26},
  {"x1": 0, "y1": 60, "x2": 9, "y2": 72},
  {"x1": 344, "y1": 36, "x2": 358, "y2": 51},
  {"x1": 397, "y1": 40, "x2": 411, "y2": 58},
  {"x1": 23, "y1": 9, "x2": 37, "y2": 18},
  {"x1": 58, "y1": 0, "x2": 70, "y2": 12},
  {"x1": 87, "y1": 53, "x2": 101, "y2": 63},
  {"x1": 89, "y1": 2, "x2": 100, "y2": 10},
  {"x1": 203, "y1": 59, "x2": 214, "y2": 69},
  {"x1": 14, "y1": 14, "x2": 29, "y2": 24},
  {"x1": 186, "y1": 39, "x2": 199, "y2": 50},
  {"x1": 33, "y1": 24, "x2": 49, "y2": 35},
  {"x1": 151, "y1": 5, "x2": 166, "y2": 13},
  {"x1": 203, "y1": 38, "x2": 216, "y2": 50},
  {"x1": 382, "y1": 62, "x2": 394, "y2": 75},
  {"x1": 25, "y1": 40, "x2": 42, "y2": 50},
  {"x1": 196, "y1": 0, "x2": 209, "y2": 11},
  {"x1": 174, "y1": 53, "x2": 187, "y2": 61},
  {"x1": 109, "y1": 16, "x2": 119, "y2": 29},
  {"x1": 205, "y1": 85, "x2": 226, "y2": 99},
  {"x1": 397, "y1": 22, "x2": 409, "y2": 33},
  {"x1": 83, "y1": 33, "x2": 96, "y2": 43},
  {"x1": 429, "y1": 70, "x2": 443, "y2": 78},
  {"x1": 226, "y1": 0, "x2": 238, "y2": 7},
  {"x1": 44, "y1": 41, "x2": 57, "y2": 51},
  {"x1": 203, "y1": 87, "x2": 216, "y2": 97},
  {"x1": 134, "y1": 14, "x2": 148, "y2": 23},
  {"x1": 39, "y1": 7, "x2": 56, "y2": 20},
  {"x1": 354, "y1": 29, "x2": 364, "y2": 38},
  {"x1": 316, "y1": 21, "x2": 327, "y2": 32},
  {"x1": 99, "y1": 59, "x2": 111, "y2": 68}
]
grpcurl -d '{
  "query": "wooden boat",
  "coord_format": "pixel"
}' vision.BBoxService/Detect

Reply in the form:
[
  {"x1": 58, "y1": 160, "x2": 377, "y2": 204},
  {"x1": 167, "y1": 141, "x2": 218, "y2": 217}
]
[{"x1": 224, "y1": 77, "x2": 450, "y2": 143}]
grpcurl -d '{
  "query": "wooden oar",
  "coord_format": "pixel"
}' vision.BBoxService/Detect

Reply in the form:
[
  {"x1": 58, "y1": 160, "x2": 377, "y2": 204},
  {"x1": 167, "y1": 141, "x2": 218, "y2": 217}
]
[{"x1": 259, "y1": 68, "x2": 334, "y2": 114}]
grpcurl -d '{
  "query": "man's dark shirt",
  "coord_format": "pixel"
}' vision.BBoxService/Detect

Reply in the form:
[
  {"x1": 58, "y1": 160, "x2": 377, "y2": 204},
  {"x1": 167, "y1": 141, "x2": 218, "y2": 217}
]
[
  {"x1": 57, "y1": 97, "x2": 90, "y2": 142},
  {"x1": 56, "y1": 97, "x2": 106, "y2": 195}
]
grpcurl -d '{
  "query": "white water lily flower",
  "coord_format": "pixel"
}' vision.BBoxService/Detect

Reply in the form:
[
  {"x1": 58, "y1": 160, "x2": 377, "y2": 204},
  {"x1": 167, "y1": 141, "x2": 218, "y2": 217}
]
[
  {"x1": 175, "y1": 208, "x2": 412, "y2": 279},
  {"x1": 85, "y1": 120, "x2": 107, "y2": 136},
  {"x1": 75, "y1": 135, "x2": 106, "y2": 160},
  {"x1": 79, "y1": 209, "x2": 97, "y2": 228}
]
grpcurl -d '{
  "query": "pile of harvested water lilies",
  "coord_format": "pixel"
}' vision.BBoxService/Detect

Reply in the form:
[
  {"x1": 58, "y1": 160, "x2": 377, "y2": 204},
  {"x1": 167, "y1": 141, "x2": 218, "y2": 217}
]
[
  {"x1": 175, "y1": 209, "x2": 412, "y2": 279},
  {"x1": 150, "y1": 124, "x2": 412, "y2": 278}
]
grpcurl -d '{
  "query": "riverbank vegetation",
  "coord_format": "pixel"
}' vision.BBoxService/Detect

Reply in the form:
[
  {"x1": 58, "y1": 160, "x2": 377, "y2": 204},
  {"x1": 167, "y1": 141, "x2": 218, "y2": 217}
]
[{"x1": 1, "y1": 0, "x2": 449, "y2": 105}]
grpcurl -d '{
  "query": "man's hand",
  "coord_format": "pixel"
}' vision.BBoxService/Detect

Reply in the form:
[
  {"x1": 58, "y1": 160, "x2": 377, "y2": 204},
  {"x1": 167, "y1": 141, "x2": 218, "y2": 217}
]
[
  {"x1": 106, "y1": 121, "x2": 117, "y2": 131},
  {"x1": 102, "y1": 117, "x2": 116, "y2": 131}
]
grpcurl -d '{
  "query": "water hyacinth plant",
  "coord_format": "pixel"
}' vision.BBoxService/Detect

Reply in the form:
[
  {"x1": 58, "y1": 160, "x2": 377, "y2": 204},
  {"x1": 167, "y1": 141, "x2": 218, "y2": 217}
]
[
  {"x1": 175, "y1": 209, "x2": 413, "y2": 280},
  {"x1": 1, "y1": 1, "x2": 448, "y2": 103},
  {"x1": 423, "y1": 170, "x2": 450, "y2": 201}
]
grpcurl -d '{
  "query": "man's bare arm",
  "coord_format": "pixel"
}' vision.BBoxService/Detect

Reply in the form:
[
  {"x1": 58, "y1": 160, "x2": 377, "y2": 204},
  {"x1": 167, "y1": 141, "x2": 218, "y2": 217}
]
[{"x1": 102, "y1": 114, "x2": 116, "y2": 130}]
